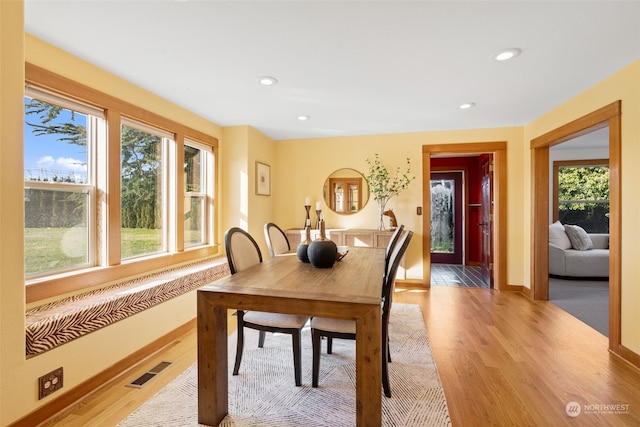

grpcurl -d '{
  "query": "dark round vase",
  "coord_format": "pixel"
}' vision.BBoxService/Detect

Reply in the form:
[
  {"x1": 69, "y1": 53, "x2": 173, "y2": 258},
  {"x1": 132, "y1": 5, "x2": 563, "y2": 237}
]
[
  {"x1": 297, "y1": 242, "x2": 310, "y2": 263},
  {"x1": 307, "y1": 239, "x2": 337, "y2": 268},
  {"x1": 297, "y1": 225, "x2": 312, "y2": 263}
]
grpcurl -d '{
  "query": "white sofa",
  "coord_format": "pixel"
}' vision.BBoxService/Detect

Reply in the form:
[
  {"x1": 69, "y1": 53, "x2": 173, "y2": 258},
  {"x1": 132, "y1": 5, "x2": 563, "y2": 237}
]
[{"x1": 548, "y1": 221, "x2": 609, "y2": 278}]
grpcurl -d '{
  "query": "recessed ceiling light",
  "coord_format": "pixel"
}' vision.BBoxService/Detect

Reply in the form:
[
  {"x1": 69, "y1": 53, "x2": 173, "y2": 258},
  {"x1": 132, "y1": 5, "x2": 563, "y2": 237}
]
[
  {"x1": 297, "y1": 115, "x2": 310, "y2": 121},
  {"x1": 257, "y1": 76, "x2": 278, "y2": 86},
  {"x1": 459, "y1": 103, "x2": 476, "y2": 110},
  {"x1": 493, "y1": 48, "x2": 521, "y2": 62}
]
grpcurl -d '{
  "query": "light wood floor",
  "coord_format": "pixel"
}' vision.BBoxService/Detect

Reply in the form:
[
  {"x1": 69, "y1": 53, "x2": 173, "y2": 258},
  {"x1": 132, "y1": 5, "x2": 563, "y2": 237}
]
[{"x1": 40, "y1": 286, "x2": 640, "y2": 426}]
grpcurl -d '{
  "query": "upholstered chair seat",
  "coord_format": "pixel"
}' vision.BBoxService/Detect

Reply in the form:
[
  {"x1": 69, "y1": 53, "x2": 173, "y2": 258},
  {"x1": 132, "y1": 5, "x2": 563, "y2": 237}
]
[{"x1": 244, "y1": 311, "x2": 309, "y2": 329}]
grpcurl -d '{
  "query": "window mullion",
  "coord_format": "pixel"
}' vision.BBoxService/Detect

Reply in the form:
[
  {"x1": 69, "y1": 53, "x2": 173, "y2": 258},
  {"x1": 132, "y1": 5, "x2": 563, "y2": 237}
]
[
  {"x1": 104, "y1": 110, "x2": 122, "y2": 266},
  {"x1": 166, "y1": 136, "x2": 179, "y2": 253}
]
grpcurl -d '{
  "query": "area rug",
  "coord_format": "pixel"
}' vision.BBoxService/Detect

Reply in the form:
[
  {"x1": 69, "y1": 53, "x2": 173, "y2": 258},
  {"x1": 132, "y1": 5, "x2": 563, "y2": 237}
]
[{"x1": 118, "y1": 303, "x2": 451, "y2": 426}]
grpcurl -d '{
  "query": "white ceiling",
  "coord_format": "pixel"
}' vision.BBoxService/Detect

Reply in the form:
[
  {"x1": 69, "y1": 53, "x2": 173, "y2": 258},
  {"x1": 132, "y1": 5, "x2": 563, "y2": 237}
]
[
  {"x1": 552, "y1": 126, "x2": 609, "y2": 151},
  {"x1": 24, "y1": 1, "x2": 640, "y2": 141}
]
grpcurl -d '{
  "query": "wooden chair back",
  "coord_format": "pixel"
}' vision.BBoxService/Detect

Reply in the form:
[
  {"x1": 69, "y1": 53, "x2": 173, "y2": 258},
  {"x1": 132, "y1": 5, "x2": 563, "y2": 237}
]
[
  {"x1": 382, "y1": 230, "x2": 413, "y2": 313},
  {"x1": 384, "y1": 224, "x2": 404, "y2": 272}
]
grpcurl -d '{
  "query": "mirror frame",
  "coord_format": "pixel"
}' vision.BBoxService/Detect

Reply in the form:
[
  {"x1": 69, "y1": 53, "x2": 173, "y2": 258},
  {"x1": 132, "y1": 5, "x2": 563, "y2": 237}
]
[{"x1": 323, "y1": 168, "x2": 370, "y2": 215}]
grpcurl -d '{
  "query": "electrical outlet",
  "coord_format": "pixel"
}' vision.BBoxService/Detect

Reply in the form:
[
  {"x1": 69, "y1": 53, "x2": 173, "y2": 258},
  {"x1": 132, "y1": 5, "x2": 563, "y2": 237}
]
[{"x1": 38, "y1": 367, "x2": 63, "y2": 399}]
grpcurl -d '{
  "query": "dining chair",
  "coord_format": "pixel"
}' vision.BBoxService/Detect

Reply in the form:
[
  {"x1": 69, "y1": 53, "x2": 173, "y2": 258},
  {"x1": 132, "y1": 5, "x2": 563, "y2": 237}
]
[
  {"x1": 311, "y1": 229, "x2": 413, "y2": 397},
  {"x1": 385, "y1": 224, "x2": 404, "y2": 272},
  {"x1": 224, "y1": 227, "x2": 310, "y2": 386},
  {"x1": 325, "y1": 224, "x2": 405, "y2": 356},
  {"x1": 264, "y1": 222, "x2": 291, "y2": 257}
]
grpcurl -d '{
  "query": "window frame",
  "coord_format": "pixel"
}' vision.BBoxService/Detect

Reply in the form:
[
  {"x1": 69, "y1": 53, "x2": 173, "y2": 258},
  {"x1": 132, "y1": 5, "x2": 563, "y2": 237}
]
[
  {"x1": 119, "y1": 118, "x2": 172, "y2": 260},
  {"x1": 24, "y1": 88, "x2": 101, "y2": 278},
  {"x1": 183, "y1": 139, "x2": 213, "y2": 249},
  {"x1": 25, "y1": 63, "x2": 219, "y2": 303}
]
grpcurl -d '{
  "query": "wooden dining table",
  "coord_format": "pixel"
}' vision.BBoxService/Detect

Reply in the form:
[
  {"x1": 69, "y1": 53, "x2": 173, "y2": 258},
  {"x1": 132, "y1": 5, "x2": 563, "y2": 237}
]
[{"x1": 197, "y1": 246, "x2": 386, "y2": 426}]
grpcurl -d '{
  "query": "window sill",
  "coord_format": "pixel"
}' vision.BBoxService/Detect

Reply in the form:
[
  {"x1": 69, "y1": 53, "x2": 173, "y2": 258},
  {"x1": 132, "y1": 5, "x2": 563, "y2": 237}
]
[{"x1": 25, "y1": 256, "x2": 229, "y2": 358}]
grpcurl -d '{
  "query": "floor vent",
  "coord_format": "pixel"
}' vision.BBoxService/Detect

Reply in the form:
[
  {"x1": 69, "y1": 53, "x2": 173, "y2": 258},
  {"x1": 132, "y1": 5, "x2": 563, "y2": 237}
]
[{"x1": 127, "y1": 361, "x2": 173, "y2": 388}]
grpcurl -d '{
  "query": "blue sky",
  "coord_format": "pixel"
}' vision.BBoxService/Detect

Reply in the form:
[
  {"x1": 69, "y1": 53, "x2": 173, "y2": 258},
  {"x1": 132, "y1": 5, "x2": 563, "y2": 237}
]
[{"x1": 24, "y1": 98, "x2": 88, "y2": 183}]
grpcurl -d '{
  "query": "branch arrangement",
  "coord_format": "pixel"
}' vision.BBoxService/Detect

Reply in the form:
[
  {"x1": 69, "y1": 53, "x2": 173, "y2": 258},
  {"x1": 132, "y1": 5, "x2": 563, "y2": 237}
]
[{"x1": 364, "y1": 153, "x2": 414, "y2": 203}]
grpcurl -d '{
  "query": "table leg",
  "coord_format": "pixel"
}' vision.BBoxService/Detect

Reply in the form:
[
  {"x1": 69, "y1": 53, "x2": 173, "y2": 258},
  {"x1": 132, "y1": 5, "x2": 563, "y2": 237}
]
[
  {"x1": 198, "y1": 294, "x2": 228, "y2": 426},
  {"x1": 355, "y1": 305, "x2": 382, "y2": 427}
]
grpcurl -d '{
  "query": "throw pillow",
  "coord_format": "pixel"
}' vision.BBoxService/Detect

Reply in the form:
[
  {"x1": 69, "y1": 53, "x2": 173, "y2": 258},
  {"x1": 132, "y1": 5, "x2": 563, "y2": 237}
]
[
  {"x1": 549, "y1": 221, "x2": 572, "y2": 249},
  {"x1": 564, "y1": 224, "x2": 593, "y2": 251}
]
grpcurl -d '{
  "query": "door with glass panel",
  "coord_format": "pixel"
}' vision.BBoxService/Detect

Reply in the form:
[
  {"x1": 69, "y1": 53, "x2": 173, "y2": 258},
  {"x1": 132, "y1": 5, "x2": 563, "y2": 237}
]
[{"x1": 430, "y1": 172, "x2": 463, "y2": 264}]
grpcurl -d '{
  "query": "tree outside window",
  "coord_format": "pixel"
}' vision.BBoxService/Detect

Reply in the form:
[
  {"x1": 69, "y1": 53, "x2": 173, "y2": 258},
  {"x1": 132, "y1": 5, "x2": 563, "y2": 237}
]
[
  {"x1": 120, "y1": 122, "x2": 166, "y2": 259},
  {"x1": 184, "y1": 141, "x2": 211, "y2": 248},
  {"x1": 554, "y1": 159, "x2": 609, "y2": 233},
  {"x1": 24, "y1": 95, "x2": 96, "y2": 276}
]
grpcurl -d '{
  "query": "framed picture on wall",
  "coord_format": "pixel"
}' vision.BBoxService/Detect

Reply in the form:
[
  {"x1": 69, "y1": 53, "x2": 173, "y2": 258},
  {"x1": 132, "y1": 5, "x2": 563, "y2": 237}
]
[{"x1": 256, "y1": 161, "x2": 271, "y2": 196}]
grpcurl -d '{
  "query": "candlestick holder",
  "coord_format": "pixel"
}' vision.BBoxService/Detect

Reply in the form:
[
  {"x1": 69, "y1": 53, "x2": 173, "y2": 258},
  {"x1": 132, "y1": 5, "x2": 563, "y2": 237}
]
[
  {"x1": 304, "y1": 205, "x2": 311, "y2": 228},
  {"x1": 315, "y1": 209, "x2": 322, "y2": 229}
]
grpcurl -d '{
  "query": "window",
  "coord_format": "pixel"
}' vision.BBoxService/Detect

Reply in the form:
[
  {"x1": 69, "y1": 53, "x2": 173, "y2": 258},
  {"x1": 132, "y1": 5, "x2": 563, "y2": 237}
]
[
  {"x1": 430, "y1": 177, "x2": 455, "y2": 253},
  {"x1": 25, "y1": 64, "x2": 218, "y2": 302},
  {"x1": 553, "y1": 159, "x2": 609, "y2": 233},
  {"x1": 184, "y1": 140, "x2": 212, "y2": 248},
  {"x1": 120, "y1": 120, "x2": 169, "y2": 259},
  {"x1": 24, "y1": 88, "x2": 103, "y2": 277}
]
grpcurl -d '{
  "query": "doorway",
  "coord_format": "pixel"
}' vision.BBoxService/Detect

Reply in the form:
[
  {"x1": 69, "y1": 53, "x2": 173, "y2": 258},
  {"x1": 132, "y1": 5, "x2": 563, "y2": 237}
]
[
  {"x1": 422, "y1": 142, "x2": 507, "y2": 290},
  {"x1": 548, "y1": 131, "x2": 610, "y2": 336},
  {"x1": 530, "y1": 101, "x2": 621, "y2": 352}
]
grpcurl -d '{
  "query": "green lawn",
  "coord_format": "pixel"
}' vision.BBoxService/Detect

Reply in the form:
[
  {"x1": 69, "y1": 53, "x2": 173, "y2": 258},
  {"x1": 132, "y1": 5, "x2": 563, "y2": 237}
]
[
  {"x1": 120, "y1": 227, "x2": 162, "y2": 258},
  {"x1": 25, "y1": 227, "x2": 162, "y2": 275}
]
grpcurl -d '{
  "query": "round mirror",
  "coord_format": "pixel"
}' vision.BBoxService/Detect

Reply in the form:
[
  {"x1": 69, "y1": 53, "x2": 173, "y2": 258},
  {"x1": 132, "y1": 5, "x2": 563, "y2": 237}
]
[{"x1": 323, "y1": 168, "x2": 370, "y2": 214}]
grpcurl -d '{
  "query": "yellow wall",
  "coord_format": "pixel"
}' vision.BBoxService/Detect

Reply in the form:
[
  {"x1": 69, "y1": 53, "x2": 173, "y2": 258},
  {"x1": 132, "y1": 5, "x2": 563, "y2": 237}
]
[
  {"x1": 247, "y1": 126, "x2": 276, "y2": 256},
  {"x1": 221, "y1": 126, "x2": 250, "y2": 238},
  {"x1": 274, "y1": 128, "x2": 525, "y2": 283},
  {"x1": 524, "y1": 60, "x2": 640, "y2": 354},
  {"x1": 1, "y1": 0, "x2": 28, "y2": 424},
  {"x1": 220, "y1": 125, "x2": 276, "y2": 257},
  {"x1": 2, "y1": 1, "x2": 639, "y2": 423}
]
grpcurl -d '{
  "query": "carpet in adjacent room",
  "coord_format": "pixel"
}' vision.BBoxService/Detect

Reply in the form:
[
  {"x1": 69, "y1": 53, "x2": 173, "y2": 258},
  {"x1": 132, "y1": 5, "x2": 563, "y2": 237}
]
[{"x1": 549, "y1": 277, "x2": 609, "y2": 336}]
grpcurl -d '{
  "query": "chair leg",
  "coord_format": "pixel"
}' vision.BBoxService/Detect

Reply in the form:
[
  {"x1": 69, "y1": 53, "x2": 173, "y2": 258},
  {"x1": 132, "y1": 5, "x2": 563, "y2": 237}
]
[
  {"x1": 233, "y1": 311, "x2": 245, "y2": 376},
  {"x1": 382, "y1": 356, "x2": 392, "y2": 398},
  {"x1": 327, "y1": 336, "x2": 333, "y2": 354},
  {"x1": 383, "y1": 312, "x2": 391, "y2": 362},
  {"x1": 382, "y1": 320, "x2": 392, "y2": 397},
  {"x1": 292, "y1": 330, "x2": 302, "y2": 386},
  {"x1": 312, "y1": 329, "x2": 321, "y2": 388},
  {"x1": 382, "y1": 331, "x2": 391, "y2": 397},
  {"x1": 258, "y1": 330, "x2": 266, "y2": 348}
]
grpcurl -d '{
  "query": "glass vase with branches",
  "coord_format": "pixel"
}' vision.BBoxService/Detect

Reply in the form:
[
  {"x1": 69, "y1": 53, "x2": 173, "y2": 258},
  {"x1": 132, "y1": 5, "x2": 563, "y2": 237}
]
[{"x1": 364, "y1": 154, "x2": 414, "y2": 230}]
